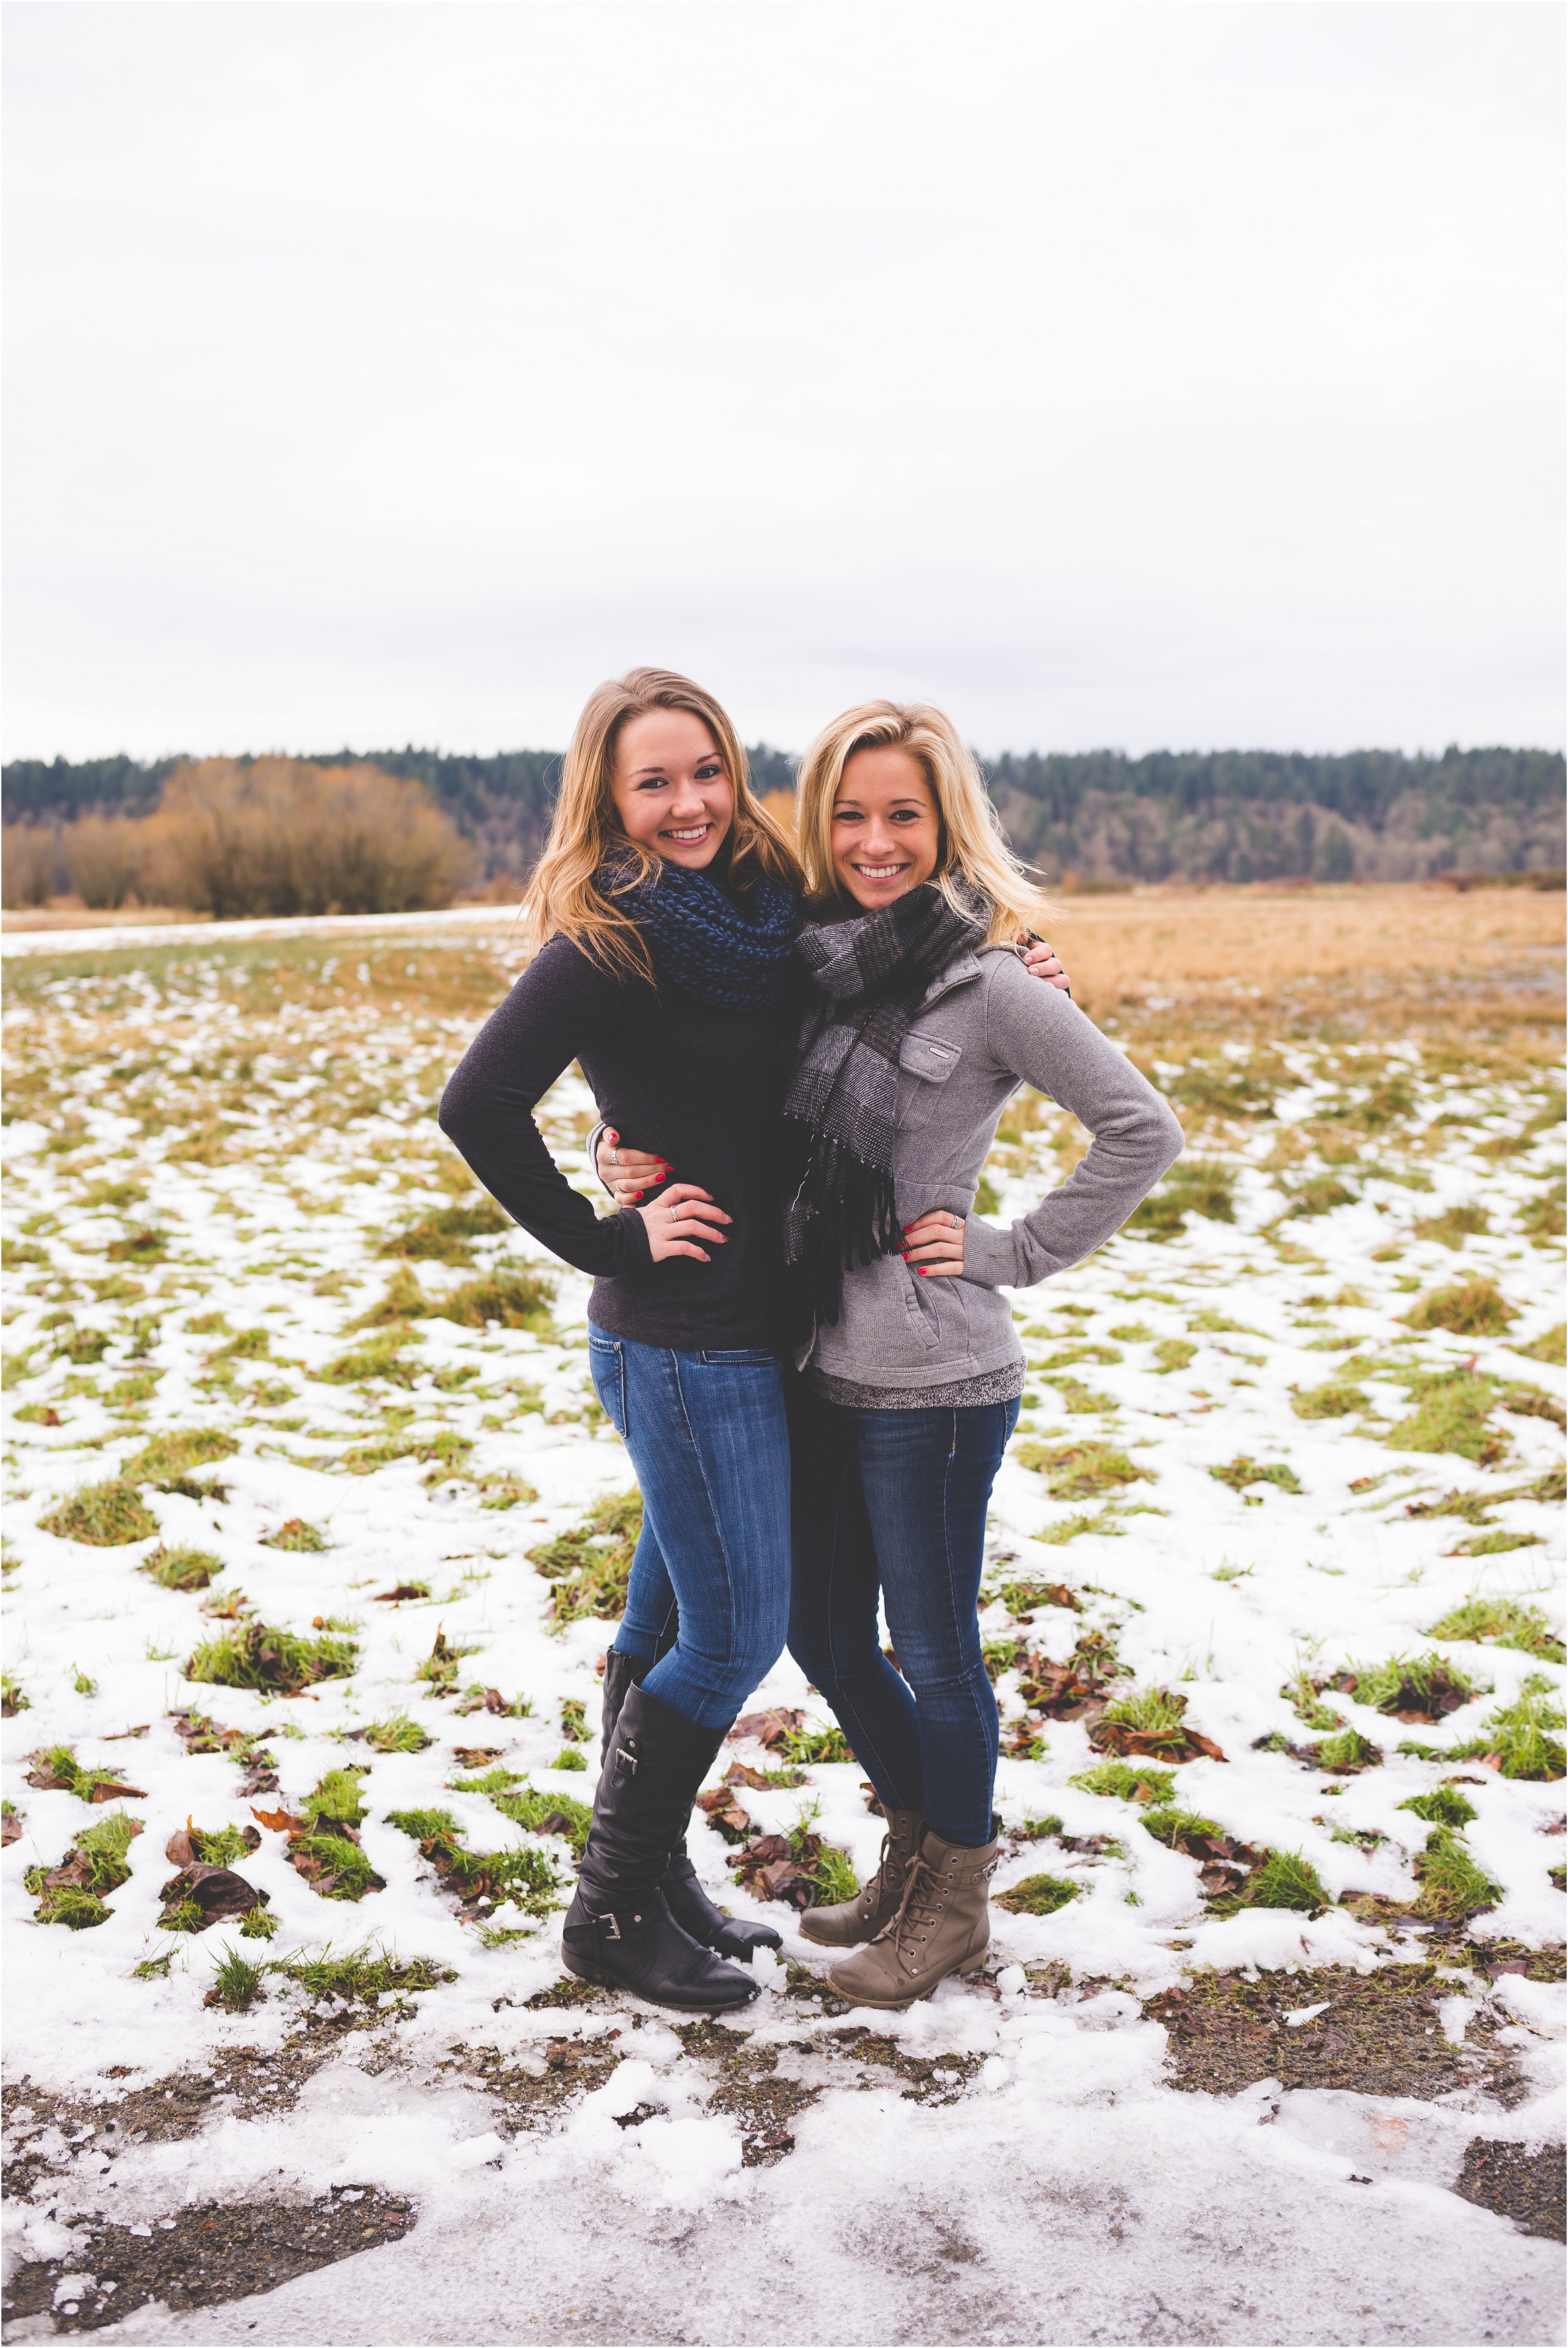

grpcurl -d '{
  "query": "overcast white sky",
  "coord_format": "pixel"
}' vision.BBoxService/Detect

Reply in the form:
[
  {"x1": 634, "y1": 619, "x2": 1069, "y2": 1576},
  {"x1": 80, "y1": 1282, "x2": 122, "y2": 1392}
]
[{"x1": 3, "y1": 1, "x2": 1563, "y2": 763}]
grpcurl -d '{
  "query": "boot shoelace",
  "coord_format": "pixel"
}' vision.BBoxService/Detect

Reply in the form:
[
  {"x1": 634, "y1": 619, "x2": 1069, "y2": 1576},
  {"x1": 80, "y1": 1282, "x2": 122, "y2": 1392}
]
[
  {"x1": 879, "y1": 1849, "x2": 950, "y2": 1964},
  {"x1": 860, "y1": 1826, "x2": 902, "y2": 1912}
]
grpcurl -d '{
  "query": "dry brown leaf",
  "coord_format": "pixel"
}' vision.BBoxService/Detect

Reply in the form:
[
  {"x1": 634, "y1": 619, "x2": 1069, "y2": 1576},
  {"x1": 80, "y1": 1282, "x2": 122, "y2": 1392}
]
[{"x1": 250, "y1": 1804, "x2": 309, "y2": 1837}]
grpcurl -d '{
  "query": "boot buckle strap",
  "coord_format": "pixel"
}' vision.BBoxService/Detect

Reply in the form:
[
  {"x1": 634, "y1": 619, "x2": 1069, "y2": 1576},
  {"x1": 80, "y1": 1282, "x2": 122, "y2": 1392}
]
[
  {"x1": 614, "y1": 1744, "x2": 638, "y2": 1774},
  {"x1": 596, "y1": 1911, "x2": 623, "y2": 1941}
]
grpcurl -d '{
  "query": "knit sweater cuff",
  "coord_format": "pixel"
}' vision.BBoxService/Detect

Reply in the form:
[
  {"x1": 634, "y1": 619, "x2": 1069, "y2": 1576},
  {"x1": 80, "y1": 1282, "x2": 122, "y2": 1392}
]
[{"x1": 959, "y1": 1215, "x2": 1019, "y2": 1289}]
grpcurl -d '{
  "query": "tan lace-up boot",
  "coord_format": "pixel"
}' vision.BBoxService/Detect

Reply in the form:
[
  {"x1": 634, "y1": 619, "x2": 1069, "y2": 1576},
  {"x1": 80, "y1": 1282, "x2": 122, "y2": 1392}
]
[
  {"x1": 799, "y1": 1807, "x2": 923, "y2": 1949},
  {"x1": 826, "y1": 1821, "x2": 999, "y2": 2008}
]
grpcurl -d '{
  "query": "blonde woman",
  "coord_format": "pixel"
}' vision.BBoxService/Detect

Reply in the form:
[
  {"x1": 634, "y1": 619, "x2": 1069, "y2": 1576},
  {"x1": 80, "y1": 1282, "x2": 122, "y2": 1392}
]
[
  {"x1": 773, "y1": 702, "x2": 1183, "y2": 2007},
  {"x1": 440, "y1": 668, "x2": 808, "y2": 2013}
]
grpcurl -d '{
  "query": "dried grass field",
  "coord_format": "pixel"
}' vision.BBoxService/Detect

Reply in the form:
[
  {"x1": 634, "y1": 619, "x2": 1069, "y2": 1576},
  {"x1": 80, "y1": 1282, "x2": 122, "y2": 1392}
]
[{"x1": 1, "y1": 883, "x2": 1563, "y2": 2345}]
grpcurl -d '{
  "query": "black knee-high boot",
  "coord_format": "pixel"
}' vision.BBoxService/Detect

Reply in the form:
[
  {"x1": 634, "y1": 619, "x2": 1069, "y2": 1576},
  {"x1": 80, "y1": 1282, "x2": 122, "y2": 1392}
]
[
  {"x1": 600, "y1": 1652, "x2": 782, "y2": 1962},
  {"x1": 563, "y1": 1684, "x2": 761, "y2": 2011}
]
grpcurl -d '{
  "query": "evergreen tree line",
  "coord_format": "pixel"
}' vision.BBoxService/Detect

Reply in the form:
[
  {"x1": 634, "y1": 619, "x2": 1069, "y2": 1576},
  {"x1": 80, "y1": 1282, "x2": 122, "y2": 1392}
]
[{"x1": 2, "y1": 742, "x2": 1561, "y2": 887}]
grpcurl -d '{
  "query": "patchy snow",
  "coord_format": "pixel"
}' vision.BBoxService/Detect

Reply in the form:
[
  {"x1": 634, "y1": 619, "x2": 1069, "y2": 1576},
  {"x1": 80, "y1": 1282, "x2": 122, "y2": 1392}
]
[{"x1": 2, "y1": 918, "x2": 1563, "y2": 2341}]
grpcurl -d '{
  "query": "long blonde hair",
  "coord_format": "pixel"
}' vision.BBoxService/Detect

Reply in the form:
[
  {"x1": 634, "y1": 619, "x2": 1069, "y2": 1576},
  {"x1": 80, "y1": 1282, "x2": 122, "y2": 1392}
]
[
  {"x1": 522, "y1": 668, "x2": 803, "y2": 978},
  {"x1": 795, "y1": 700, "x2": 1057, "y2": 945}
]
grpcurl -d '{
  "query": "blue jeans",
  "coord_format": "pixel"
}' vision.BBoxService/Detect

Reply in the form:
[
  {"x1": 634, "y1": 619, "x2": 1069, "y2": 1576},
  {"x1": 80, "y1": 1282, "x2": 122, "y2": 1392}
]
[
  {"x1": 785, "y1": 1384, "x2": 1018, "y2": 1847},
  {"x1": 587, "y1": 1324, "x2": 793, "y2": 1735}
]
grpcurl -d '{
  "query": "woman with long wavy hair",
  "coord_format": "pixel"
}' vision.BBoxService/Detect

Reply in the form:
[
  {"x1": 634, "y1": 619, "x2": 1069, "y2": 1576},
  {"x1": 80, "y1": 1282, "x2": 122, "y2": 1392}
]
[
  {"x1": 770, "y1": 700, "x2": 1182, "y2": 2006},
  {"x1": 439, "y1": 668, "x2": 807, "y2": 2014}
]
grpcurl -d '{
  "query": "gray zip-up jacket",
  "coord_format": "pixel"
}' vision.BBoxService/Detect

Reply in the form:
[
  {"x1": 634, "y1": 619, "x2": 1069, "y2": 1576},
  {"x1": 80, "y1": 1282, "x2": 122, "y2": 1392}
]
[{"x1": 797, "y1": 943, "x2": 1184, "y2": 1392}]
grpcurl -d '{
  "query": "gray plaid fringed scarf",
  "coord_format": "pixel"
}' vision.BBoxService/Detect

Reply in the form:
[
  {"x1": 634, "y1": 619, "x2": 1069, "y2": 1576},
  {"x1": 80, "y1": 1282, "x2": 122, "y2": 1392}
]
[{"x1": 782, "y1": 884, "x2": 985, "y2": 1334}]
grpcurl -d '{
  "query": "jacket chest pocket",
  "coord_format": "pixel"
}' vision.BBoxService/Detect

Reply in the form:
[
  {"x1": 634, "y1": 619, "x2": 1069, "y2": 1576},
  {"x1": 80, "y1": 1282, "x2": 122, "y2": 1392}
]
[{"x1": 895, "y1": 1031, "x2": 962, "y2": 1131}]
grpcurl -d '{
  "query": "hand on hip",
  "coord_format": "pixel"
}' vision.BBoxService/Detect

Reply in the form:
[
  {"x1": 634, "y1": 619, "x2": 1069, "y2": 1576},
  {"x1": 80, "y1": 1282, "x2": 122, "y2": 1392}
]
[
  {"x1": 639, "y1": 1183, "x2": 731, "y2": 1264},
  {"x1": 902, "y1": 1210, "x2": 964, "y2": 1277}
]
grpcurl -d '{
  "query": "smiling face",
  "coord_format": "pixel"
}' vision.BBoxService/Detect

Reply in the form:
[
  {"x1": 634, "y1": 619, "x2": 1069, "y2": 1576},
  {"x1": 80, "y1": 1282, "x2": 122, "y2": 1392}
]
[
  {"x1": 830, "y1": 745, "x2": 942, "y2": 909},
  {"x1": 610, "y1": 708, "x2": 734, "y2": 870}
]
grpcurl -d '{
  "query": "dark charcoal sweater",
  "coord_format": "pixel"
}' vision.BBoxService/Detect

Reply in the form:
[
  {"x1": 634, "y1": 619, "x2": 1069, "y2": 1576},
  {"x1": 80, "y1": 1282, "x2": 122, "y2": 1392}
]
[{"x1": 437, "y1": 934, "x2": 790, "y2": 1351}]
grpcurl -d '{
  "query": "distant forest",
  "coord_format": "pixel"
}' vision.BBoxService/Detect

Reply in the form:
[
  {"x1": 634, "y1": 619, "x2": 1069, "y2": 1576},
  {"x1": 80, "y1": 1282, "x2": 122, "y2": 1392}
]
[{"x1": 3, "y1": 743, "x2": 1561, "y2": 885}]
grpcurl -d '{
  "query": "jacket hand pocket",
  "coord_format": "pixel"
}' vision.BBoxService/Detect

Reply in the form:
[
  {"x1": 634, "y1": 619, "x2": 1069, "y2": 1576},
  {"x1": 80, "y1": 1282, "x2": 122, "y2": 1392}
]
[{"x1": 901, "y1": 1259, "x2": 943, "y2": 1350}]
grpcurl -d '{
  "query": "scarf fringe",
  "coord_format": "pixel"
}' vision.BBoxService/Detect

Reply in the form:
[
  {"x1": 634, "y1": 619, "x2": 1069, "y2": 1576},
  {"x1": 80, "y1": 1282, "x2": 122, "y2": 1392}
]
[{"x1": 783, "y1": 1122, "x2": 902, "y2": 1336}]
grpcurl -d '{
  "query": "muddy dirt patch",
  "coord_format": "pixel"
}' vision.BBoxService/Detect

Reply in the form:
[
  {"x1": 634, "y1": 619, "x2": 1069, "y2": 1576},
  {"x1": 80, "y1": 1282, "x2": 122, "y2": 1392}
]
[{"x1": 1, "y1": 2185, "x2": 414, "y2": 2333}]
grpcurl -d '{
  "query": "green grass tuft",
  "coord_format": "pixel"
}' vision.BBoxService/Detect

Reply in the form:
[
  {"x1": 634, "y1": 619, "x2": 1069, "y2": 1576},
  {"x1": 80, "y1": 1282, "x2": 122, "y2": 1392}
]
[
  {"x1": 779, "y1": 1725, "x2": 854, "y2": 1766},
  {"x1": 1381, "y1": 1367, "x2": 1510, "y2": 1464},
  {"x1": 1285, "y1": 1175, "x2": 1357, "y2": 1219},
  {"x1": 30, "y1": 1745, "x2": 142, "y2": 1803},
  {"x1": 211, "y1": 1328, "x2": 272, "y2": 1360},
  {"x1": 270, "y1": 1944, "x2": 455, "y2": 2003},
  {"x1": 350, "y1": 1267, "x2": 429, "y2": 1328},
  {"x1": 208, "y1": 1947, "x2": 268, "y2": 2011},
  {"x1": 1400, "y1": 1277, "x2": 1516, "y2": 1336},
  {"x1": 1466, "y1": 1676, "x2": 1566, "y2": 1780},
  {"x1": 414, "y1": 1627, "x2": 480, "y2": 1693},
  {"x1": 1340, "y1": 1649, "x2": 1481, "y2": 1717},
  {"x1": 188, "y1": 1822, "x2": 261, "y2": 1865},
  {"x1": 456, "y1": 1773, "x2": 595, "y2": 1856},
  {"x1": 32, "y1": 1884, "x2": 113, "y2": 1929},
  {"x1": 994, "y1": 1577, "x2": 1080, "y2": 1616},
  {"x1": 1424, "y1": 1596, "x2": 1565, "y2": 1665},
  {"x1": 1012, "y1": 1438, "x2": 1155, "y2": 1500},
  {"x1": 1292, "y1": 1378, "x2": 1372, "y2": 1421},
  {"x1": 1399, "y1": 1787, "x2": 1478, "y2": 1829},
  {"x1": 806, "y1": 1840, "x2": 860, "y2": 1906},
  {"x1": 385, "y1": 1806, "x2": 561, "y2": 1917},
  {"x1": 260, "y1": 1517, "x2": 331, "y2": 1551},
  {"x1": 302, "y1": 1766, "x2": 370, "y2": 1828},
  {"x1": 1097, "y1": 1688, "x2": 1188, "y2": 1737},
  {"x1": 185, "y1": 1621, "x2": 358, "y2": 1691},
  {"x1": 378, "y1": 1202, "x2": 507, "y2": 1265},
  {"x1": 1209, "y1": 1456, "x2": 1302, "y2": 1495},
  {"x1": 123, "y1": 1427, "x2": 239, "y2": 1483},
  {"x1": 25, "y1": 1809, "x2": 142, "y2": 1927},
  {"x1": 528, "y1": 1489, "x2": 642, "y2": 1627},
  {"x1": 1411, "y1": 1206, "x2": 1491, "y2": 1250},
  {"x1": 359, "y1": 1710, "x2": 433, "y2": 1754},
  {"x1": 1140, "y1": 1807, "x2": 1220, "y2": 1848},
  {"x1": 40, "y1": 1479, "x2": 159, "y2": 1546},
  {"x1": 141, "y1": 1544, "x2": 222, "y2": 1592},
  {"x1": 1313, "y1": 1728, "x2": 1380, "y2": 1770},
  {"x1": 995, "y1": 1872, "x2": 1081, "y2": 1915},
  {"x1": 1217, "y1": 1848, "x2": 1329, "y2": 1915},
  {"x1": 1511, "y1": 1322, "x2": 1565, "y2": 1366},
  {"x1": 1414, "y1": 1826, "x2": 1501, "y2": 1918},
  {"x1": 1127, "y1": 1161, "x2": 1236, "y2": 1238},
  {"x1": 320, "y1": 1328, "x2": 425, "y2": 1385},
  {"x1": 431, "y1": 1268, "x2": 556, "y2": 1332},
  {"x1": 1067, "y1": 1761, "x2": 1178, "y2": 1805}
]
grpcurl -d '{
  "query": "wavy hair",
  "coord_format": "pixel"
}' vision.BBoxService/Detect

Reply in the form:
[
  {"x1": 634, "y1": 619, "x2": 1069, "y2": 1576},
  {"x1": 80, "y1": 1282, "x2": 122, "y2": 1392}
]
[
  {"x1": 795, "y1": 700, "x2": 1057, "y2": 946},
  {"x1": 521, "y1": 668, "x2": 803, "y2": 978}
]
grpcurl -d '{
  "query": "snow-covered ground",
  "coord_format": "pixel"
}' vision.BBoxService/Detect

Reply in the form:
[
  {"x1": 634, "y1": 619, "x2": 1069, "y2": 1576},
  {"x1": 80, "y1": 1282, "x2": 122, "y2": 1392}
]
[{"x1": 3, "y1": 916, "x2": 1563, "y2": 2344}]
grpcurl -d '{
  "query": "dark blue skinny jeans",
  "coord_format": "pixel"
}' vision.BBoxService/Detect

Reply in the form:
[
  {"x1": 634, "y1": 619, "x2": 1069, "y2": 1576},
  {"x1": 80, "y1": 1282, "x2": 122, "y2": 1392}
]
[
  {"x1": 587, "y1": 1324, "x2": 792, "y2": 1735},
  {"x1": 785, "y1": 1383, "x2": 1018, "y2": 1848}
]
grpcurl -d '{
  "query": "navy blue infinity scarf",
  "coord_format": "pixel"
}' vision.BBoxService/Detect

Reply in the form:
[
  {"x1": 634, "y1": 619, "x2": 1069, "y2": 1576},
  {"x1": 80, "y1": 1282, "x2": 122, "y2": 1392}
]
[{"x1": 602, "y1": 857, "x2": 803, "y2": 1010}]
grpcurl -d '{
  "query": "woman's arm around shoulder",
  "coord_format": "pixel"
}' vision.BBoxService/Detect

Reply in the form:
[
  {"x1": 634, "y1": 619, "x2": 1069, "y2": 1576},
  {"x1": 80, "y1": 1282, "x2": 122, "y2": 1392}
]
[
  {"x1": 437, "y1": 933, "x2": 654, "y2": 1280},
  {"x1": 960, "y1": 948, "x2": 1184, "y2": 1291}
]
